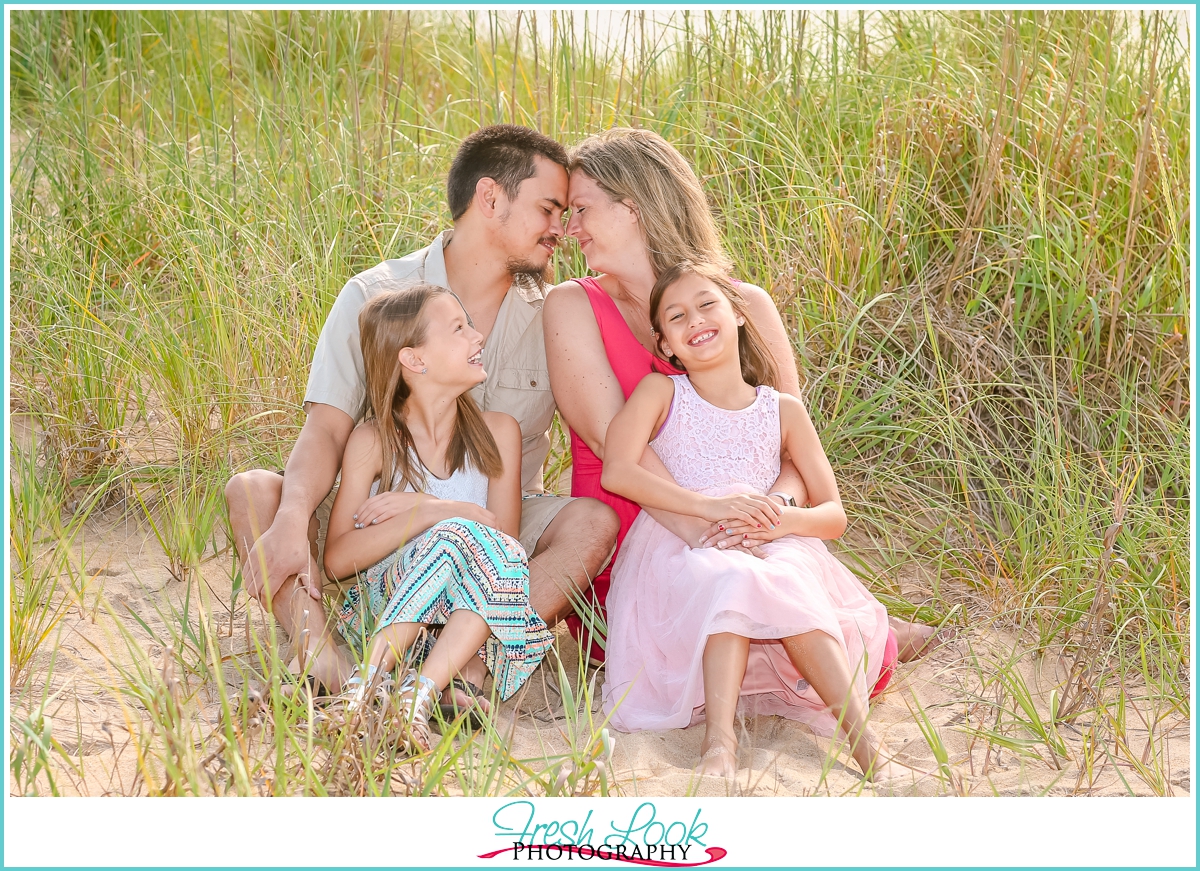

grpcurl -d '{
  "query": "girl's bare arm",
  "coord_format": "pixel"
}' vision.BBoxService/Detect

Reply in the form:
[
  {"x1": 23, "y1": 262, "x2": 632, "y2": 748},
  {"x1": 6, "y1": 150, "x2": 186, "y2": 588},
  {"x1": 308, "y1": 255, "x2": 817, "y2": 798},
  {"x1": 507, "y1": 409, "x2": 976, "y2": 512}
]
[
  {"x1": 741, "y1": 283, "x2": 809, "y2": 506},
  {"x1": 544, "y1": 282, "x2": 716, "y2": 542},
  {"x1": 323, "y1": 424, "x2": 420, "y2": 580},
  {"x1": 600, "y1": 374, "x2": 782, "y2": 529},
  {"x1": 322, "y1": 424, "x2": 491, "y2": 580},
  {"x1": 483, "y1": 411, "x2": 523, "y2": 539}
]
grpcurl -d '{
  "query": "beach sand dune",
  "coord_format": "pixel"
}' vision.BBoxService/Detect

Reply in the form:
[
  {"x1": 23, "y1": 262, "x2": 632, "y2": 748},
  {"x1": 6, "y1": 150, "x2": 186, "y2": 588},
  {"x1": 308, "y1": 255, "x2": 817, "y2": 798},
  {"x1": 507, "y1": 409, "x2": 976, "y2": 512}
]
[{"x1": 10, "y1": 518, "x2": 1189, "y2": 798}]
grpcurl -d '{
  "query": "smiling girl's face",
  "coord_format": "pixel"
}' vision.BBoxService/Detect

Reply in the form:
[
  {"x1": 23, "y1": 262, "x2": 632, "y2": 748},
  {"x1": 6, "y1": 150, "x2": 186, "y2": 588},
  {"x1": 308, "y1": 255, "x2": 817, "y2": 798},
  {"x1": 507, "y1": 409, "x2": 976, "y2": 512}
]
[
  {"x1": 655, "y1": 272, "x2": 745, "y2": 371},
  {"x1": 405, "y1": 293, "x2": 487, "y2": 391}
]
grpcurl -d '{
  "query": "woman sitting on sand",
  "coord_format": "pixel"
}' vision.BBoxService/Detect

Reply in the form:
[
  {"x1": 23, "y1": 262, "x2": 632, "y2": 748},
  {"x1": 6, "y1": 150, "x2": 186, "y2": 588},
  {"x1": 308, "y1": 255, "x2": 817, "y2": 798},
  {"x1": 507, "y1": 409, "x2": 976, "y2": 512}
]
[
  {"x1": 322, "y1": 281, "x2": 551, "y2": 751},
  {"x1": 599, "y1": 261, "x2": 916, "y2": 781}
]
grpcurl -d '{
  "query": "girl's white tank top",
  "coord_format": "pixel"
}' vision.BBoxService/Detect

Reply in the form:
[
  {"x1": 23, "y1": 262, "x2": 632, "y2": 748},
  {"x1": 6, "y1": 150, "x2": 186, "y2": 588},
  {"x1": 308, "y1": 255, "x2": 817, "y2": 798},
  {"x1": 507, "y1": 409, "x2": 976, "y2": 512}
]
[{"x1": 369, "y1": 450, "x2": 488, "y2": 508}]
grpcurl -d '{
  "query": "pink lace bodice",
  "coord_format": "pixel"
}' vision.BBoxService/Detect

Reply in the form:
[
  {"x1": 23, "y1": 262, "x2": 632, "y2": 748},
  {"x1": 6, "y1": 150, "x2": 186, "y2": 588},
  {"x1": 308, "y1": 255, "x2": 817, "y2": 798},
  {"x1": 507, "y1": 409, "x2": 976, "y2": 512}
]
[{"x1": 651, "y1": 375, "x2": 781, "y2": 495}]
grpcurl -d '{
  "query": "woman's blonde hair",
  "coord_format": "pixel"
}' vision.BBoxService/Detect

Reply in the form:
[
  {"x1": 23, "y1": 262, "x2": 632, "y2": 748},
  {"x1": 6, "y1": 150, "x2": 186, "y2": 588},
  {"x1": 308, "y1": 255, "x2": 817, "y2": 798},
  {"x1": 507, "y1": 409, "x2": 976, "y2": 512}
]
[
  {"x1": 649, "y1": 261, "x2": 779, "y2": 390},
  {"x1": 358, "y1": 282, "x2": 502, "y2": 493},
  {"x1": 569, "y1": 128, "x2": 732, "y2": 278}
]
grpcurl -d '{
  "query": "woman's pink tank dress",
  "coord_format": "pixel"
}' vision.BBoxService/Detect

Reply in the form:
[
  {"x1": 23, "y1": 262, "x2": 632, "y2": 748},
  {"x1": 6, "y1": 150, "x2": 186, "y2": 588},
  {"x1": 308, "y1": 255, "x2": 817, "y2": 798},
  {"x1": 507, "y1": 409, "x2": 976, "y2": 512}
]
[{"x1": 564, "y1": 277, "x2": 683, "y2": 663}]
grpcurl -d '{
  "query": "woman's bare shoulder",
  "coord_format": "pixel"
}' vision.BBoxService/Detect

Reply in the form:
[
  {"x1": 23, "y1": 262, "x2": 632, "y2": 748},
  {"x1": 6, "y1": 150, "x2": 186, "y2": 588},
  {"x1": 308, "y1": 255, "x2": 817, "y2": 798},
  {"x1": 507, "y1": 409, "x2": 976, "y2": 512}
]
[
  {"x1": 736, "y1": 281, "x2": 776, "y2": 309},
  {"x1": 543, "y1": 279, "x2": 590, "y2": 313},
  {"x1": 543, "y1": 279, "x2": 606, "y2": 354}
]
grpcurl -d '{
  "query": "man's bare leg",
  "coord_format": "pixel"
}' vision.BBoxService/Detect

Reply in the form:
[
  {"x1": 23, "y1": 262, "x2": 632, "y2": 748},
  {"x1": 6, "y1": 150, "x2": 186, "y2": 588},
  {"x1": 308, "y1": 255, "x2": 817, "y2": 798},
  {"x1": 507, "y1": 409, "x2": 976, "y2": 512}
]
[
  {"x1": 527, "y1": 498, "x2": 619, "y2": 625},
  {"x1": 225, "y1": 469, "x2": 351, "y2": 691},
  {"x1": 451, "y1": 497, "x2": 618, "y2": 700}
]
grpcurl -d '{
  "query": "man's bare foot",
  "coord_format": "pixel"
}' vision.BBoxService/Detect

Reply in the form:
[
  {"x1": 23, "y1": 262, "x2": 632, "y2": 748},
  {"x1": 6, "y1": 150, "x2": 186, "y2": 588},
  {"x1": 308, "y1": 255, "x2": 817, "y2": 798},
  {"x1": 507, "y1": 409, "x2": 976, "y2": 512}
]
[
  {"x1": 438, "y1": 657, "x2": 491, "y2": 724},
  {"x1": 439, "y1": 679, "x2": 491, "y2": 720},
  {"x1": 696, "y1": 730, "x2": 739, "y2": 778},
  {"x1": 890, "y1": 617, "x2": 960, "y2": 663}
]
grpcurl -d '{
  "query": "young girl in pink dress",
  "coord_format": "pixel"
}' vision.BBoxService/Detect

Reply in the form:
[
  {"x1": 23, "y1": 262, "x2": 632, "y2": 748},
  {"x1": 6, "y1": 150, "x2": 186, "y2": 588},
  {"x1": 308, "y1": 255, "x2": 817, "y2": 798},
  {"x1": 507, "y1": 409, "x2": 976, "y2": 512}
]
[{"x1": 600, "y1": 261, "x2": 915, "y2": 782}]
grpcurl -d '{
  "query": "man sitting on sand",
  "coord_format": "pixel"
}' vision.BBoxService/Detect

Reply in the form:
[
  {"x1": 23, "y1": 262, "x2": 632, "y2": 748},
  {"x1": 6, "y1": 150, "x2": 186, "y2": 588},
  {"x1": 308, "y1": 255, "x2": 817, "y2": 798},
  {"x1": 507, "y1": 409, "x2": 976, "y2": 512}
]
[{"x1": 225, "y1": 125, "x2": 619, "y2": 713}]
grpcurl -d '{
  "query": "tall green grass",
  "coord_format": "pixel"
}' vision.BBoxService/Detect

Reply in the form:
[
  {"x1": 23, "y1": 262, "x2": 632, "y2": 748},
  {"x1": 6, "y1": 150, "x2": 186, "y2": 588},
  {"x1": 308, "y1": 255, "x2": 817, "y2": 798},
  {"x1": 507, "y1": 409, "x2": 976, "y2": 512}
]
[{"x1": 9, "y1": 10, "x2": 1189, "y2": 795}]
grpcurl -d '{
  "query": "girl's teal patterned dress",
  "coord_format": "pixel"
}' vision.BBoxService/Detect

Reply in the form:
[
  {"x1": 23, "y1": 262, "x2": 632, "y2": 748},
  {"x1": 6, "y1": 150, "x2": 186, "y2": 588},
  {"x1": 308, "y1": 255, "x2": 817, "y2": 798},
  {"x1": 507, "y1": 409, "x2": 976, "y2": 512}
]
[{"x1": 336, "y1": 459, "x2": 551, "y2": 700}]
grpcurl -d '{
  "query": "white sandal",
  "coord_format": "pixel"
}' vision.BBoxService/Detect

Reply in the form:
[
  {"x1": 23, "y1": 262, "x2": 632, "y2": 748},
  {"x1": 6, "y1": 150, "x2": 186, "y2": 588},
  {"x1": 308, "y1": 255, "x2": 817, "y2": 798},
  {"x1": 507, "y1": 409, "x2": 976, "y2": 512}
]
[
  {"x1": 396, "y1": 669, "x2": 438, "y2": 753},
  {"x1": 338, "y1": 664, "x2": 395, "y2": 714}
]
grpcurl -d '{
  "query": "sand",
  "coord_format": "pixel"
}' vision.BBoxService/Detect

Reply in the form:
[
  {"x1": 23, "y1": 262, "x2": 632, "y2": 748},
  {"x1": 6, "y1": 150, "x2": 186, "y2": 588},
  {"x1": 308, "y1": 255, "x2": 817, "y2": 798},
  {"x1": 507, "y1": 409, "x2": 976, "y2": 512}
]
[{"x1": 9, "y1": 510, "x2": 1190, "y2": 798}]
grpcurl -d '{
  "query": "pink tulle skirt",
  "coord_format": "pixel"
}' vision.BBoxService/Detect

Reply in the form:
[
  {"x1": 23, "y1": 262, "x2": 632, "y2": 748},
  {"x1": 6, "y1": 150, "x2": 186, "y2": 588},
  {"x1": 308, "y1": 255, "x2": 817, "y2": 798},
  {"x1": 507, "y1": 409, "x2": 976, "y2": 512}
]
[{"x1": 601, "y1": 493, "x2": 891, "y2": 738}]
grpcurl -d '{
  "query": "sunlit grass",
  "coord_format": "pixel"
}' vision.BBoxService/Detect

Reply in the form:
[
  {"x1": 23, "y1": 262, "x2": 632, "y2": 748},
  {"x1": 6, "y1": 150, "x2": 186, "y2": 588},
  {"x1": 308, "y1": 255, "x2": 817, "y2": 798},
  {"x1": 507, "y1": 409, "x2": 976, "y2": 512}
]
[{"x1": 8, "y1": 9, "x2": 1189, "y2": 796}]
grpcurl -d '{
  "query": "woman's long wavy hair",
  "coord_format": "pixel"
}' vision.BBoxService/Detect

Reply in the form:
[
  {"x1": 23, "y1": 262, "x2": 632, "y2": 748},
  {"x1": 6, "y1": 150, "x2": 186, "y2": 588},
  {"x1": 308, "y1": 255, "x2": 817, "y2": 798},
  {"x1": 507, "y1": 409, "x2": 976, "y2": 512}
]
[
  {"x1": 568, "y1": 128, "x2": 732, "y2": 278},
  {"x1": 649, "y1": 261, "x2": 779, "y2": 390},
  {"x1": 358, "y1": 282, "x2": 502, "y2": 494}
]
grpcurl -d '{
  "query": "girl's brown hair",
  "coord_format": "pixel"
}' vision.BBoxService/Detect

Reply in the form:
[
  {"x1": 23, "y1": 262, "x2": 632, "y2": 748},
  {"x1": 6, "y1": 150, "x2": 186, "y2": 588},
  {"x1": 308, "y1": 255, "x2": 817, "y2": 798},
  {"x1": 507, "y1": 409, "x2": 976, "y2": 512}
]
[
  {"x1": 569, "y1": 128, "x2": 732, "y2": 278},
  {"x1": 649, "y1": 261, "x2": 780, "y2": 390},
  {"x1": 358, "y1": 282, "x2": 502, "y2": 493}
]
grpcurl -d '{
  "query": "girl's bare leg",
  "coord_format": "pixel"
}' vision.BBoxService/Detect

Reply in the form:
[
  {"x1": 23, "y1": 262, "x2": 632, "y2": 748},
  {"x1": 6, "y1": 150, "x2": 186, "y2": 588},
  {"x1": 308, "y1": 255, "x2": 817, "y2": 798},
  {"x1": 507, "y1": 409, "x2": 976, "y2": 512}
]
[
  {"x1": 363, "y1": 623, "x2": 426, "y2": 675},
  {"x1": 352, "y1": 614, "x2": 490, "y2": 752},
  {"x1": 780, "y1": 630, "x2": 916, "y2": 781},
  {"x1": 364, "y1": 612, "x2": 491, "y2": 693},
  {"x1": 420, "y1": 610, "x2": 491, "y2": 694},
  {"x1": 697, "y1": 633, "x2": 750, "y2": 777}
]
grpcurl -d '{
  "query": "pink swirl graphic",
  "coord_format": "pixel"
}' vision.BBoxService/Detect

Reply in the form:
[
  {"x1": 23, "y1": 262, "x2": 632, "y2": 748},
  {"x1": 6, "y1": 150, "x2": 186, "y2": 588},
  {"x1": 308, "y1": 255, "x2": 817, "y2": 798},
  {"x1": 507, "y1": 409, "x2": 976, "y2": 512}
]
[{"x1": 478, "y1": 845, "x2": 727, "y2": 867}]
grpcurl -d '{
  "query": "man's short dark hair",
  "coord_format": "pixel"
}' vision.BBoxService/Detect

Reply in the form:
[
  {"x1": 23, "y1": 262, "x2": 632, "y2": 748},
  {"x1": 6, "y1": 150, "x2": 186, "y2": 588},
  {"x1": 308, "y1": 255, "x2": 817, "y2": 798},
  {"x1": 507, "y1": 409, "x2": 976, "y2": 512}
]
[{"x1": 447, "y1": 125, "x2": 568, "y2": 221}]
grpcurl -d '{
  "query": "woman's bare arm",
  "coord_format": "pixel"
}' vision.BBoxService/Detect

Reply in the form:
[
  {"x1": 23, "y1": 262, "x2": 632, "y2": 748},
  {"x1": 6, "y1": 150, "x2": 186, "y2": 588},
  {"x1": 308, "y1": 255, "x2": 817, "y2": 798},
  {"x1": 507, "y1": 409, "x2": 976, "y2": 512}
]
[
  {"x1": 741, "y1": 283, "x2": 810, "y2": 506},
  {"x1": 544, "y1": 281, "x2": 714, "y2": 543},
  {"x1": 544, "y1": 281, "x2": 623, "y2": 458},
  {"x1": 772, "y1": 394, "x2": 848, "y2": 539}
]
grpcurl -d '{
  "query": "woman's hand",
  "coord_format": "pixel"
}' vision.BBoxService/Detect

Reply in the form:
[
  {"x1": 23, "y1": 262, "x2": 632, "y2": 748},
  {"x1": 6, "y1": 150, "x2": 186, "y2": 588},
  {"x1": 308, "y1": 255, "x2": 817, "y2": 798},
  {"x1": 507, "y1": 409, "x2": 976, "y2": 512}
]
[
  {"x1": 694, "y1": 520, "x2": 770, "y2": 558},
  {"x1": 701, "y1": 493, "x2": 782, "y2": 529},
  {"x1": 698, "y1": 517, "x2": 789, "y2": 547}
]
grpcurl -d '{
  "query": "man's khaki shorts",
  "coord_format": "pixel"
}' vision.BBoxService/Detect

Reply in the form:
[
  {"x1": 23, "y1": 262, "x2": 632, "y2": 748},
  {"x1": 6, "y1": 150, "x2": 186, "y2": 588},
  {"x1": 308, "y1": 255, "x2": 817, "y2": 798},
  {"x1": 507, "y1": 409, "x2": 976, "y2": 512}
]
[{"x1": 308, "y1": 480, "x2": 573, "y2": 590}]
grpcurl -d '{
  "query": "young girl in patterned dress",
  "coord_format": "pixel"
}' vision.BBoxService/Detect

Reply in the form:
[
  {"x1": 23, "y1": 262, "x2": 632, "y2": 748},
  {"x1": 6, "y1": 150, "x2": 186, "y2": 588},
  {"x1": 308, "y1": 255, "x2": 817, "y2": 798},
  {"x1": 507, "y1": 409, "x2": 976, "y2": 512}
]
[
  {"x1": 322, "y1": 281, "x2": 551, "y2": 751},
  {"x1": 600, "y1": 261, "x2": 919, "y2": 782}
]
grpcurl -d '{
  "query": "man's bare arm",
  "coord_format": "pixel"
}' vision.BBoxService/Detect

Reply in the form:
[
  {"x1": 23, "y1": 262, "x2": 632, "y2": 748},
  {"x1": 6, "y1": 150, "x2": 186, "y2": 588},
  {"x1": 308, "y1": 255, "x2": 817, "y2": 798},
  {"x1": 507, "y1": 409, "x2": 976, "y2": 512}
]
[
  {"x1": 243, "y1": 403, "x2": 355, "y2": 600},
  {"x1": 278, "y1": 404, "x2": 356, "y2": 522}
]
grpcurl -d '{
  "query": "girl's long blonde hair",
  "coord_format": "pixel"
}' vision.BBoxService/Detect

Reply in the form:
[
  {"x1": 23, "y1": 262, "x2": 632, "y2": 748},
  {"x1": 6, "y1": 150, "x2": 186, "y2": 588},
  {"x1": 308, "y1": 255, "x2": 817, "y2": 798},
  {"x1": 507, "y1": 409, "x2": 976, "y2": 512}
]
[
  {"x1": 569, "y1": 128, "x2": 732, "y2": 278},
  {"x1": 649, "y1": 261, "x2": 780, "y2": 390},
  {"x1": 358, "y1": 283, "x2": 502, "y2": 493}
]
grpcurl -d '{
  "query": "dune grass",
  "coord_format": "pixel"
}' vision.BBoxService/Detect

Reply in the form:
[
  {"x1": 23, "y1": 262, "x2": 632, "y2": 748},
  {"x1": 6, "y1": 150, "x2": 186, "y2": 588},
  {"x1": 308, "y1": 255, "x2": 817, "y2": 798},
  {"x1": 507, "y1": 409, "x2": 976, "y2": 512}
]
[{"x1": 7, "y1": 10, "x2": 1190, "y2": 796}]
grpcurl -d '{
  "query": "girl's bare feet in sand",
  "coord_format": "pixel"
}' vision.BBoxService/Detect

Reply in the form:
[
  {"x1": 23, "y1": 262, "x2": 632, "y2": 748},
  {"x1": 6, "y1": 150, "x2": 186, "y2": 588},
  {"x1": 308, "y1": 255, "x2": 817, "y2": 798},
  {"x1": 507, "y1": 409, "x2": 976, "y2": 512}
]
[
  {"x1": 696, "y1": 728, "x2": 739, "y2": 778},
  {"x1": 857, "y1": 729, "x2": 934, "y2": 786},
  {"x1": 866, "y1": 753, "x2": 927, "y2": 784}
]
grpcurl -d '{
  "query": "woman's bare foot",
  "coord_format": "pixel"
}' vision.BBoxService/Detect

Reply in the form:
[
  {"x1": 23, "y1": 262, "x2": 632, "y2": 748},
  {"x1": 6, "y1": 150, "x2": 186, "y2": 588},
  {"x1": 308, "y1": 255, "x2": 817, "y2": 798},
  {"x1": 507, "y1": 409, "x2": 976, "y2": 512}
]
[
  {"x1": 696, "y1": 729, "x2": 739, "y2": 778},
  {"x1": 890, "y1": 617, "x2": 960, "y2": 663}
]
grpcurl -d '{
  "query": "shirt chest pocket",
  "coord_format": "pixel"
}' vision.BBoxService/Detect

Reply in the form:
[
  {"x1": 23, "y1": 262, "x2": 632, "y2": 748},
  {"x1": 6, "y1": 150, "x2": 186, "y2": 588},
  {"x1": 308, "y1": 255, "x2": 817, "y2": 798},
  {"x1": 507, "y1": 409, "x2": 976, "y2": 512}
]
[{"x1": 495, "y1": 367, "x2": 550, "y2": 392}]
